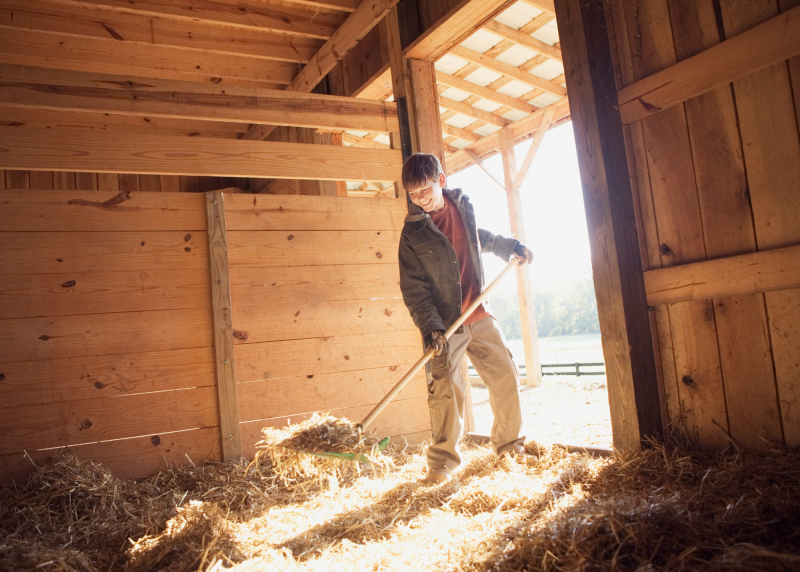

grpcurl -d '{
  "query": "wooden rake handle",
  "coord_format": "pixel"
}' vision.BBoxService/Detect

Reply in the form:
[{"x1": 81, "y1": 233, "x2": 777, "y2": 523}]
[{"x1": 360, "y1": 258, "x2": 521, "y2": 430}]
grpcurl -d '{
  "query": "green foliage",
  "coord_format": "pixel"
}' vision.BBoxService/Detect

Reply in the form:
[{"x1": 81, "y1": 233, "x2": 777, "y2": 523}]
[{"x1": 488, "y1": 279, "x2": 600, "y2": 338}]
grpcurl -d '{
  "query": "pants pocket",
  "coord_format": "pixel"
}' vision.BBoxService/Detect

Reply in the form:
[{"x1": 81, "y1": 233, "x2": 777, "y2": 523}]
[{"x1": 425, "y1": 353, "x2": 452, "y2": 403}]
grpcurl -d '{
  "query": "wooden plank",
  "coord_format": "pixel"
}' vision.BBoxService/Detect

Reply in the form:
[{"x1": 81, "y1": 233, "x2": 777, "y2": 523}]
[
  {"x1": 0, "y1": 231, "x2": 206, "y2": 275},
  {"x1": 230, "y1": 263, "x2": 401, "y2": 306},
  {"x1": 0, "y1": 190, "x2": 206, "y2": 231},
  {"x1": 0, "y1": 127, "x2": 403, "y2": 181},
  {"x1": 618, "y1": 5, "x2": 800, "y2": 124},
  {"x1": 0, "y1": 0, "x2": 320, "y2": 63},
  {"x1": 232, "y1": 297, "x2": 415, "y2": 344},
  {"x1": 227, "y1": 230, "x2": 400, "y2": 267},
  {"x1": 160, "y1": 175, "x2": 181, "y2": 193},
  {"x1": 235, "y1": 329, "x2": 421, "y2": 382},
  {"x1": 439, "y1": 95, "x2": 511, "y2": 127},
  {"x1": 238, "y1": 367, "x2": 427, "y2": 422},
  {"x1": 407, "y1": 58, "x2": 447, "y2": 170},
  {"x1": 721, "y1": 0, "x2": 800, "y2": 448},
  {"x1": 450, "y1": 46, "x2": 567, "y2": 97},
  {"x1": 0, "y1": 386, "x2": 218, "y2": 456},
  {"x1": 645, "y1": 245, "x2": 800, "y2": 305},
  {"x1": 437, "y1": 72, "x2": 538, "y2": 113},
  {"x1": 28, "y1": 170, "x2": 53, "y2": 189},
  {"x1": 498, "y1": 127, "x2": 542, "y2": 388},
  {"x1": 0, "y1": 76, "x2": 400, "y2": 133},
  {"x1": 0, "y1": 267, "x2": 210, "y2": 319},
  {"x1": 404, "y1": 0, "x2": 516, "y2": 62},
  {"x1": 240, "y1": 397, "x2": 430, "y2": 458},
  {"x1": 483, "y1": 20, "x2": 563, "y2": 62},
  {"x1": 0, "y1": 307, "x2": 213, "y2": 362},
  {"x1": 0, "y1": 426, "x2": 221, "y2": 485},
  {"x1": 0, "y1": 28, "x2": 296, "y2": 89},
  {"x1": 36, "y1": 0, "x2": 344, "y2": 39},
  {"x1": 520, "y1": 0, "x2": 555, "y2": 13},
  {"x1": 205, "y1": 191, "x2": 242, "y2": 461},
  {"x1": 5, "y1": 169, "x2": 28, "y2": 188},
  {"x1": 441, "y1": 122, "x2": 481, "y2": 142},
  {"x1": 224, "y1": 194, "x2": 406, "y2": 231},
  {"x1": 554, "y1": 0, "x2": 661, "y2": 450},
  {"x1": 1, "y1": 347, "x2": 215, "y2": 409}
]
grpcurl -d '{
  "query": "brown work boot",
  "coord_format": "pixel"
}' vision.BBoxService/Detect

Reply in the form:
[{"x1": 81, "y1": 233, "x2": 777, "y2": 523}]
[{"x1": 423, "y1": 467, "x2": 452, "y2": 484}]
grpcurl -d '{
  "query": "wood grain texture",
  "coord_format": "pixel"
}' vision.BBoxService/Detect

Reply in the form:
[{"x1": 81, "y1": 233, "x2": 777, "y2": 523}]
[
  {"x1": 0, "y1": 127, "x2": 403, "y2": 181},
  {"x1": 0, "y1": 426, "x2": 221, "y2": 485},
  {"x1": 240, "y1": 396, "x2": 431, "y2": 458},
  {"x1": 436, "y1": 72, "x2": 539, "y2": 113},
  {"x1": 0, "y1": 385, "x2": 218, "y2": 456},
  {"x1": 224, "y1": 194, "x2": 406, "y2": 231},
  {"x1": 234, "y1": 329, "x2": 422, "y2": 383},
  {"x1": 619, "y1": 4, "x2": 800, "y2": 123},
  {"x1": 238, "y1": 367, "x2": 427, "y2": 422},
  {"x1": 1, "y1": 307, "x2": 213, "y2": 362},
  {"x1": 483, "y1": 20, "x2": 563, "y2": 62},
  {"x1": 205, "y1": 191, "x2": 242, "y2": 461},
  {"x1": 1, "y1": 347, "x2": 215, "y2": 409},
  {"x1": 0, "y1": 190, "x2": 206, "y2": 231},
  {"x1": 554, "y1": 0, "x2": 661, "y2": 450}
]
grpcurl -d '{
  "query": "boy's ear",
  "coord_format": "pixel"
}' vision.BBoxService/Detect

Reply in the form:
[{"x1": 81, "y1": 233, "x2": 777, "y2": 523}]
[{"x1": 438, "y1": 172, "x2": 446, "y2": 187}]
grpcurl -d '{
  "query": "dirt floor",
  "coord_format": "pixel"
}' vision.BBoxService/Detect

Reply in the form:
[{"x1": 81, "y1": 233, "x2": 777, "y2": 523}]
[{"x1": 470, "y1": 376, "x2": 612, "y2": 448}]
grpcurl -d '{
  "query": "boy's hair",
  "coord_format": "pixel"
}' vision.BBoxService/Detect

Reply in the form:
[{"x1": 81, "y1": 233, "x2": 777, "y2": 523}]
[{"x1": 402, "y1": 153, "x2": 443, "y2": 190}]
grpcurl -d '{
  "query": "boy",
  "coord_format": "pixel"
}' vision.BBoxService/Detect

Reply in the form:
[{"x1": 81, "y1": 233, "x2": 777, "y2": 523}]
[{"x1": 398, "y1": 153, "x2": 535, "y2": 484}]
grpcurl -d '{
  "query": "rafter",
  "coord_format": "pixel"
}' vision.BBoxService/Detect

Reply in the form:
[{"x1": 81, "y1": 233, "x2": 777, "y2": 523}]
[
  {"x1": 437, "y1": 72, "x2": 538, "y2": 113},
  {"x1": 441, "y1": 122, "x2": 482, "y2": 142},
  {"x1": 483, "y1": 21, "x2": 562, "y2": 62},
  {"x1": 438, "y1": 96, "x2": 511, "y2": 127}
]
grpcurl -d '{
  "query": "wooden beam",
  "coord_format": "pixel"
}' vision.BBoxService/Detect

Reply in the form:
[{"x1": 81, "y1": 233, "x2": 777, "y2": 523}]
[
  {"x1": 0, "y1": 28, "x2": 295, "y2": 90},
  {"x1": 441, "y1": 122, "x2": 481, "y2": 142},
  {"x1": 0, "y1": 0, "x2": 320, "y2": 64},
  {"x1": 554, "y1": 0, "x2": 660, "y2": 449},
  {"x1": 242, "y1": 0, "x2": 399, "y2": 140},
  {"x1": 618, "y1": 5, "x2": 800, "y2": 124},
  {"x1": 498, "y1": 127, "x2": 543, "y2": 388},
  {"x1": 438, "y1": 95, "x2": 511, "y2": 127},
  {"x1": 0, "y1": 127, "x2": 402, "y2": 181},
  {"x1": 404, "y1": 0, "x2": 517, "y2": 61},
  {"x1": 512, "y1": 105, "x2": 557, "y2": 191},
  {"x1": 483, "y1": 21, "x2": 563, "y2": 62},
  {"x1": 0, "y1": 77, "x2": 399, "y2": 133},
  {"x1": 205, "y1": 191, "x2": 242, "y2": 462},
  {"x1": 278, "y1": 0, "x2": 359, "y2": 11},
  {"x1": 437, "y1": 72, "x2": 539, "y2": 113},
  {"x1": 342, "y1": 133, "x2": 390, "y2": 148},
  {"x1": 644, "y1": 245, "x2": 800, "y2": 306},
  {"x1": 450, "y1": 46, "x2": 567, "y2": 97},
  {"x1": 38, "y1": 0, "x2": 344, "y2": 39},
  {"x1": 520, "y1": 0, "x2": 555, "y2": 14}
]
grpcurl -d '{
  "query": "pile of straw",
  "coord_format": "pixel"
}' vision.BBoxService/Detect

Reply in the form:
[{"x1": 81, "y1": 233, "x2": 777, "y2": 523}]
[{"x1": 2, "y1": 428, "x2": 799, "y2": 571}]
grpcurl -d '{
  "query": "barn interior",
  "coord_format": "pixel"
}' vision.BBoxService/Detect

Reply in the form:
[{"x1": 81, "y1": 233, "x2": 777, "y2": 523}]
[{"x1": 1, "y1": 0, "x2": 800, "y2": 569}]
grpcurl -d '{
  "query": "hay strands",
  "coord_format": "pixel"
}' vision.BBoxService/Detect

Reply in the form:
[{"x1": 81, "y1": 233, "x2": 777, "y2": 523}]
[{"x1": 290, "y1": 258, "x2": 521, "y2": 462}]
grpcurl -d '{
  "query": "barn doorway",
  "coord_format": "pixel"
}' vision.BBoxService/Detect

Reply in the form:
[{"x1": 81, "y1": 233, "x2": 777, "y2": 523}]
[{"x1": 447, "y1": 122, "x2": 612, "y2": 449}]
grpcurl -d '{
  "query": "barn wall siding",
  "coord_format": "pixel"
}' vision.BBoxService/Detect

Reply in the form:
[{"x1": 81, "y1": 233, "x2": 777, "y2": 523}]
[
  {"x1": 604, "y1": 0, "x2": 800, "y2": 450},
  {"x1": 0, "y1": 187, "x2": 428, "y2": 484}
]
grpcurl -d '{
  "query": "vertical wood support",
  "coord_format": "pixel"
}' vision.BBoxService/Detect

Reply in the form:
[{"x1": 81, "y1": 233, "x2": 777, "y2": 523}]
[
  {"x1": 205, "y1": 191, "x2": 242, "y2": 461},
  {"x1": 554, "y1": 0, "x2": 662, "y2": 449},
  {"x1": 498, "y1": 128, "x2": 543, "y2": 388}
]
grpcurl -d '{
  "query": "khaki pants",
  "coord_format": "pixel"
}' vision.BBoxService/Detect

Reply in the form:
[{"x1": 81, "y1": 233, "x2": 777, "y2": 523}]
[{"x1": 424, "y1": 316, "x2": 526, "y2": 470}]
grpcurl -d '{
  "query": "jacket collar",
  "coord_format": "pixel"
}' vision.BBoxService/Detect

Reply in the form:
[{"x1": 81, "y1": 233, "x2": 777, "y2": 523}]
[{"x1": 403, "y1": 187, "x2": 468, "y2": 223}]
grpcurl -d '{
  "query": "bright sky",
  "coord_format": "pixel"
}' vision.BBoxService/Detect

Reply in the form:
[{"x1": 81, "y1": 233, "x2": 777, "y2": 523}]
[{"x1": 447, "y1": 122, "x2": 593, "y2": 292}]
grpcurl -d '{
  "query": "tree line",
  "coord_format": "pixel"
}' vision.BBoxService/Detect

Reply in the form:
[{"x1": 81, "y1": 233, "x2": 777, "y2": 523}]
[{"x1": 488, "y1": 279, "x2": 601, "y2": 338}]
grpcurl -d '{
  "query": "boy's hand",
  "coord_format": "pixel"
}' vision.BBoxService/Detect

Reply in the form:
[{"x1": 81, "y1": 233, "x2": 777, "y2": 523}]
[
  {"x1": 428, "y1": 330, "x2": 446, "y2": 356},
  {"x1": 513, "y1": 245, "x2": 534, "y2": 266}
]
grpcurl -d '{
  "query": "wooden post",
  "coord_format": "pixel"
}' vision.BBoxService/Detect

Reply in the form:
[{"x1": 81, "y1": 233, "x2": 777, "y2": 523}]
[
  {"x1": 205, "y1": 191, "x2": 243, "y2": 461},
  {"x1": 554, "y1": 0, "x2": 662, "y2": 449},
  {"x1": 498, "y1": 128, "x2": 543, "y2": 388}
]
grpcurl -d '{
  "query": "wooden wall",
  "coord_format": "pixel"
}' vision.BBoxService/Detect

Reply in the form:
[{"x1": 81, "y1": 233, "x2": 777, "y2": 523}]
[
  {"x1": 0, "y1": 185, "x2": 430, "y2": 484},
  {"x1": 605, "y1": 0, "x2": 800, "y2": 450}
]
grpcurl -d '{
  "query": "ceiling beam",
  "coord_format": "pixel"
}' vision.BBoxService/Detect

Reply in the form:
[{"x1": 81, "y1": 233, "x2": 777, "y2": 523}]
[
  {"x1": 441, "y1": 122, "x2": 482, "y2": 142},
  {"x1": 38, "y1": 0, "x2": 344, "y2": 39},
  {"x1": 520, "y1": 0, "x2": 555, "y2": 13},
  {"x1": 450, "y1": 46, "x2": 567, "y2": 97},
  {"x1": 482, "y1": 21, "x2": 563, "y2": 62},
  {"x1": 277, "y1": 0, "x2": 359, "y2": 12},
  {"x1": 438, "y1": 95, "x2": 511, "y2": 126},
  {"x1": 437, "y1": 72, "x2": 539, "y2": 113},
  {"x1": 243, "y1": 0, "x2": 400, "y2": 141},
  {"x1": 0, "y1": 0, "x2": 321, "y2": 64},
  {"x1": 0, "y1": 78, "x2": 399, "y2": 133},
  {"x1": 0, "y1": 126, "x2": 403, "y2": 181}
]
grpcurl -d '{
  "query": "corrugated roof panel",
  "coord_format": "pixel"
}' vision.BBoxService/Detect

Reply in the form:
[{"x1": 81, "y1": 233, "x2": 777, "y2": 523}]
[
  {"x1": 474, "y1": 123, "x2": 500, "y2": 137},
  {"x1": 532, "y1": 20, "x2": 560, "y2": 45},
  {"x1": 436, "y1": 53, "x2": 470, "y2": 74},
  {"x1": 530, "y1": 93, "x2": 560, "y2": 107},
  {"x1": 529, "y1": 60, "x2": 563, "y2": 81},
  {"x1": 472, "y1": 99, "x2": 503, "y2": 113},
  {"x1": 373, "y1": 134, "x2": 391, "y2": 146},
  {"x1": 445, "y1": 114, "x2": 478, "y2": 129},
  {"x1": 440, "y1": 86, "x2": 472, "y2": 102},
  {"x1": 497, "y1": 80, "x2": 532, "y2": 98},
  {"x1": 464, "y1": 68, "x2": 503, "y2": 87},
  {"x1": 495, "y1": 2, "x2": 542, "y2": 27},
  {"x1": 496, "y1": 44, "x2": 539, "y2": 67},
  {"x1": 460, "y1": 29, "x2": 502, "y2": 54},
  {"x1": 502, "y1": 109, "x2": 528, "y2": 122}
]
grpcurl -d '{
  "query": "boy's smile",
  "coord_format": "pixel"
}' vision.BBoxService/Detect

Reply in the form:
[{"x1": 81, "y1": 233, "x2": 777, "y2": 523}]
[{"x1": 407, "y1": 172, "x2": 447, "y2": 213}]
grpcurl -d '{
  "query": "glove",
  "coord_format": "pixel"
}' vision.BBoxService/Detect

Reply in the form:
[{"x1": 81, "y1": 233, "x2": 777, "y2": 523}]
[
  {"x1": 513, "y1": 243, "x2": 533, "y2": 266},
  {"x1": 428, "y1": 330, "x2": 446, "y2": 356}
]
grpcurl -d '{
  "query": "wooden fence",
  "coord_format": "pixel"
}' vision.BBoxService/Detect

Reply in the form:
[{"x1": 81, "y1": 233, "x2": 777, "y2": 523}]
[{"x1": 0, "y1": 189, "x2": 429, "y2": 484}]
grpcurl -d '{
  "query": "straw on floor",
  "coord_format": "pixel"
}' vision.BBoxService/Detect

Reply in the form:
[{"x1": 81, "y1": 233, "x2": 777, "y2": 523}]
[{"x1": 2, "y1": 425, "x2": 799, "y2": 571}]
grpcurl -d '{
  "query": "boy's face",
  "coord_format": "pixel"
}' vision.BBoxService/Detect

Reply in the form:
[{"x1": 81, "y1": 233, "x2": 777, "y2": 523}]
[{"x1": 407, "y1": 172, "x2": 446, "y2": 213}]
